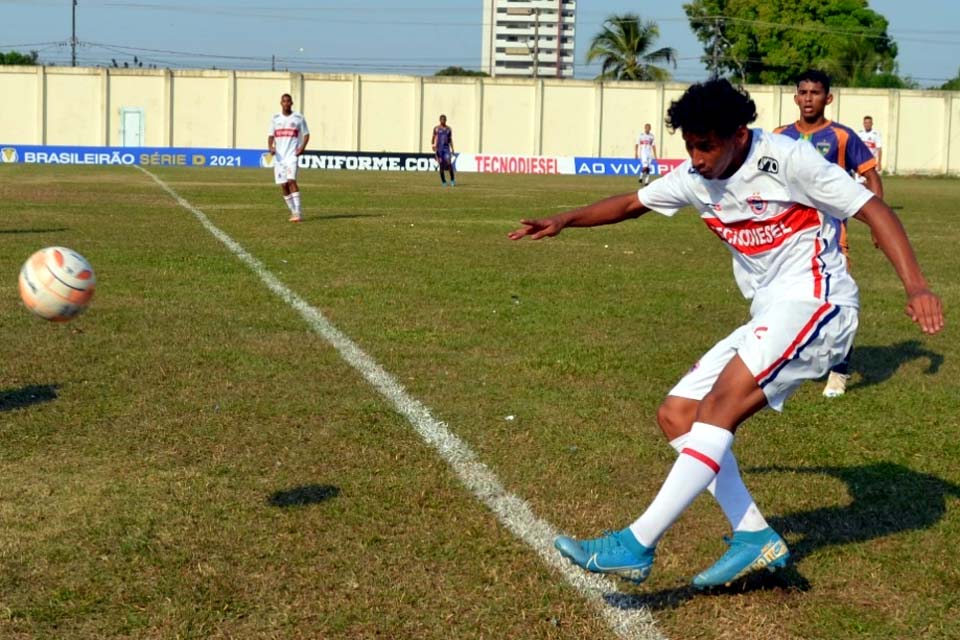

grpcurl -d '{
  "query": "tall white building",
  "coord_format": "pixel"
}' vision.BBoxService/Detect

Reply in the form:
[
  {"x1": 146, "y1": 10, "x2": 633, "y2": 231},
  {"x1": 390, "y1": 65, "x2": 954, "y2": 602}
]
[{"x1": 481, "y1": 0, "x2": 577, "y2": 78}]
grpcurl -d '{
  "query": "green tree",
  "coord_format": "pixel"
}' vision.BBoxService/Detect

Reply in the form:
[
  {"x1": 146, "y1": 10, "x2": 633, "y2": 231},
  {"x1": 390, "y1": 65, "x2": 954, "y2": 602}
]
[
  {"x1": 683, "y1": 0, "x2": 902, "y2": 86},
  {"x1": 434, "y1": 66, "x2": 488, "y2": 77},
  {"x1": 0, "y1": 50, "x2": 39, "y2": 65},
  {"x1": 941, "y1": 68, "x2": 960, "y2": 91},
  {"x1": 586, "y1": 13, "x2": 677, "y2": 81}
]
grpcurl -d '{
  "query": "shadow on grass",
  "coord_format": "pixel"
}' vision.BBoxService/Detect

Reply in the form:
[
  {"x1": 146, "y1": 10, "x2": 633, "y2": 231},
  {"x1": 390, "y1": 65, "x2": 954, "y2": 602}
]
[
  {"x1": 0, "y1": 384, "x2": 59, "y2": 412},
  {"x1": 755, "y1": 462, "x2": 960, "y2": 562},
  {"x1": 600, "y1": 462, "x2": 958, "y2": 610},
  {"x1": 603, "y1": 563, "x2": 811, "y2": 611},
  {"x1": 0, "y1": 228, "x2": 69, "y2": 235},
  {"x1": 268, "y1": 484, "x2": 341, "y2": 508},
  {"x1": 299, "y1": 213, "x2": 380, "y2": 223},
  {"x1": 849, "y1": 340, "x2": 943, "y2": 391}
]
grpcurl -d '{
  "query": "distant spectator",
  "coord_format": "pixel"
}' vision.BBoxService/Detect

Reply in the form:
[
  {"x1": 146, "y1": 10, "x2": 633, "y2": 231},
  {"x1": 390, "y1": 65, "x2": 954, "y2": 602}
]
[{"x1": 859, "y1": 115, "x2": 883, "y2": 173}]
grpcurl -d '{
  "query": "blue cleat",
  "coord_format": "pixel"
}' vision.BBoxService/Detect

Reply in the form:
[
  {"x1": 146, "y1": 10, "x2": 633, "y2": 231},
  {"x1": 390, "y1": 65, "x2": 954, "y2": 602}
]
[
  {"x1": 692, "y1": 527, "x2": 790, "y2": 589},
  {"x1": 554, "y1": 528, "x2": 655, "y2": 584},
  {"x1": 450, "y1": 180, "x2": 456, "y2": 187}
]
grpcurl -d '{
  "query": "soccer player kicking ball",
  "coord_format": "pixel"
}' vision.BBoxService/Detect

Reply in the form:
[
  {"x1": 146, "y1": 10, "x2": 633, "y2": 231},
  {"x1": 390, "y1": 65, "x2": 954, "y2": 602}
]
[
  {"x1": 508, "y1": 79, "x2": 943, "y2": 589},
  {"x1": 268, "y1": 93, "x2": 310, "y2": 222}
]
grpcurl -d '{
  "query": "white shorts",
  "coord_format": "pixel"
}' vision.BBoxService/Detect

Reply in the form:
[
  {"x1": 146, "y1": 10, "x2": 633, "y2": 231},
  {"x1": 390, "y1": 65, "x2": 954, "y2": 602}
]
[
  {"x1": 640, "y1": 156, "x2": 655, "y2": 170},
  {"x1": 668, "y1": 301, "x2": 858, "y2": 411},
  {"x1": 274, "y1": 157, "x2": 299, "y2": 184}
]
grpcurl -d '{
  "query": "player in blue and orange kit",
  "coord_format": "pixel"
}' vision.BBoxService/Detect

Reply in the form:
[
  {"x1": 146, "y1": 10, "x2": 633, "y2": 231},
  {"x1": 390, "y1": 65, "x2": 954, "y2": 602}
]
[
  {"x1": 776, "y1": 69, "x2": 884, "y2": 397},
  {"x1": 432, "y1": 114, "x2": 456, "y2": 186}
]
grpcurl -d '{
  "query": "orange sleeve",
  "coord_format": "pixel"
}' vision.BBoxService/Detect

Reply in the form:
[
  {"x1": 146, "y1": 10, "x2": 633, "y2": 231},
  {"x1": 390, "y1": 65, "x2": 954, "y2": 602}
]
[{"x1": 856, "y1": 156, "x2": 878, "y2": 175}]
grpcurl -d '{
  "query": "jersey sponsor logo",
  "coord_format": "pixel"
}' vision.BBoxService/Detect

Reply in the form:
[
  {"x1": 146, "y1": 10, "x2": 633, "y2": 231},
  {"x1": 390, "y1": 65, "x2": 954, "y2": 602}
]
[
  {"x1": 702, "y1": 204, "x2": 821, "y2": 256},
  {"x1": 757, "y1": 156, "x2": 779, "y2": 173},
  {"x1": 746, "y1": 195, "x2": 768, "y2": 214},
  {"x1": 753, "y1": 326, "x2": 768, "y2": 339},
  {"x1": 273, "y1": 128, "x2": 300, "y2": 138}
]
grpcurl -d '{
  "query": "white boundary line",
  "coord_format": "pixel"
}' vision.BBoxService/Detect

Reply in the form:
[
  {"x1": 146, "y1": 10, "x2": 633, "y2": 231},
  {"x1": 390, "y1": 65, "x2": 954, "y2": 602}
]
[{"x1": 137, "y1": 166, "x2": 665, "y2": 640}]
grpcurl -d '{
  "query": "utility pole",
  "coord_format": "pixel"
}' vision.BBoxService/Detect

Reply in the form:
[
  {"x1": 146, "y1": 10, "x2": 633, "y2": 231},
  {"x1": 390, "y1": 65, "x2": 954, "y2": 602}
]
[
  {"x1": 710, "y1": 18, "x2": 722, "y2": 79},
  {"x1": 531, "y1": 8, "x2": 540, "y2": 78},
  {"x1": 71, "y1": 0, "x2": 78, "y2": 67}
]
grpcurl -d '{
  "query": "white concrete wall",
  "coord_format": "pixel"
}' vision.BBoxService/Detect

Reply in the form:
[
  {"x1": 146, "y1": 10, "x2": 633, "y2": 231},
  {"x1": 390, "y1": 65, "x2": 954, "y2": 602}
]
[{"x1": 1, "y1": 65, "x2": 958, "y2": 175}]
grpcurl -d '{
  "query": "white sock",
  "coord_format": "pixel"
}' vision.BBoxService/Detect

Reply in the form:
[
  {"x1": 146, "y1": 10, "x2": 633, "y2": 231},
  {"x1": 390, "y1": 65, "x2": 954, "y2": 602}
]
[
  {"x1": 290, "y1": 191, "x2": 301, "y2": 214},
  {"x1": 283, "y1": 194, "x2": 296, "y2": 213},
  {"x1": 629, "y1": 422, "x2": 733, "y2": 547},
  {"x1": 669, "y1": 433, "x2": 768, "y2": 532}
]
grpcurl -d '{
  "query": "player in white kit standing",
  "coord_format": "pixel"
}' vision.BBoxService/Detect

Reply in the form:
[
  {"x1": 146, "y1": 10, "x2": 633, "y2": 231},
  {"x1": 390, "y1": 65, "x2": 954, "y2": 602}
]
[
  {"x1": 635, "y1": 123, "x2": 658, "y2": 185},
  {"x1": 509, "y1": 79, "x2": 943, "y2": 589},
  {"x1": 268, "y1": 93, "x2": 310, "y2": 222},
  {"x1": 859, "y1": 115, "x2": 883, "y2": 173}
]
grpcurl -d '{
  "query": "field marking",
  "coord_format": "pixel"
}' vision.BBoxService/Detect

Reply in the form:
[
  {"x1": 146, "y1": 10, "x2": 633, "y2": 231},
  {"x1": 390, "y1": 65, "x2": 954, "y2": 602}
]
[{"x1": 137, "y1": 166, "x2": 665, "y2": 640}]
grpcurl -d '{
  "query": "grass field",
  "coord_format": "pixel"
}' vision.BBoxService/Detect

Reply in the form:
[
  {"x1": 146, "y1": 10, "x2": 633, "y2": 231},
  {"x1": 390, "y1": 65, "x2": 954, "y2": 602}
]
[{"x1": 1, "y1": 165, "x2": 958, "y2": 640}]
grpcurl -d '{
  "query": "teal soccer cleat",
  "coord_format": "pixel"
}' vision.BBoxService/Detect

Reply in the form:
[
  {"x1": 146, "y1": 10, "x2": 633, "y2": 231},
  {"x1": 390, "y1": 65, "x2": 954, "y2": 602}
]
[
  {"x1": 692, "y1": 527, "x2": 790, "y2": 589},
  {"x1": 554, "y1": 528, "x2": 655, "y2": 584}
]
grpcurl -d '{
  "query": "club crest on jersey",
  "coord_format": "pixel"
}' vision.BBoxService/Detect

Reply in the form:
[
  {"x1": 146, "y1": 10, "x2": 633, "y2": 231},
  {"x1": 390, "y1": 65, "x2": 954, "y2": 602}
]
[
  {"x1": 746, "y1": 195, "x2": 768, "y2": 214},
  {"x1": 816, "y1": 141, "x2": 832, "y2": 156},
  {"x1": 757, "y1": 156, "x2": 779, "y2": 173}
]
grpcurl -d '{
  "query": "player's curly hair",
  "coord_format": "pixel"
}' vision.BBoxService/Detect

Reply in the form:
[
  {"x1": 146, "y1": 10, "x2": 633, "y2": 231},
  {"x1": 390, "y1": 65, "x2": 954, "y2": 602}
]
[
  {"x1": 666, "y1": 79, "x2": 757, "y2": 139},
  {"x1": 795, "y1": 69, "x2": 831, "y2": 94}
]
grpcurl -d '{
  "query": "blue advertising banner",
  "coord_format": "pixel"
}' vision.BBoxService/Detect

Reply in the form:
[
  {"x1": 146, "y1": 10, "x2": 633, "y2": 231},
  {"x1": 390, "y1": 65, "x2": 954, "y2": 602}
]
[
  {"x1": 0, "y1": 145, "x2": 444, "y2": 172},
  {"x1": 0, "y1": 144, "x2": 267, "y2": 167},
  {"x1": 572, "y1": 157, "x2": 686, "y2": 177},
  {"x1": 0, "y1": 144, "x2": 688, "y2": 177}
]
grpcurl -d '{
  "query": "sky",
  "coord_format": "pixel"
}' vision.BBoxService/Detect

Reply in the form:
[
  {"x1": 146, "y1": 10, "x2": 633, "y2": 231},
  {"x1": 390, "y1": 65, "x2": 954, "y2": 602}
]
[{"x1": 0, "y1": 0, "x2": 958, "y2": 88}]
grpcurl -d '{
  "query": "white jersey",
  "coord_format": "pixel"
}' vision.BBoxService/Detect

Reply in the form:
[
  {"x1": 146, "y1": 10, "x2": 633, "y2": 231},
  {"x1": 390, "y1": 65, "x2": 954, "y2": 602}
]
[
  {"x1": 638, "y1": 129, "x2": 873, "y2": 315},
  {"x1": 636, "y1": 132, "x2": 656, "y2": 160},
  {"x1": 858, "y1": 129, "x2": 882, "y2": 157},
  {"x1": 268, "y1": 111, "x2": 309, "y2": 162}
]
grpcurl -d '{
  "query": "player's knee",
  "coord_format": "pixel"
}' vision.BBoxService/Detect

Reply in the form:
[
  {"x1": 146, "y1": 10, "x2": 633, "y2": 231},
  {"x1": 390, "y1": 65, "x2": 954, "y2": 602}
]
[{"x1": 657, "y1": 398, "x2": 695, "y2": 439}]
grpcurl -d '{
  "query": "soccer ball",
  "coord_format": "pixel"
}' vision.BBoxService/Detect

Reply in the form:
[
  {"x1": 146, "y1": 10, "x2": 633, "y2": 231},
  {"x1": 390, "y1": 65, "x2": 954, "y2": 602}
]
[{"x1": 18, "y1": 247, "x2": 96, "y2": 322}]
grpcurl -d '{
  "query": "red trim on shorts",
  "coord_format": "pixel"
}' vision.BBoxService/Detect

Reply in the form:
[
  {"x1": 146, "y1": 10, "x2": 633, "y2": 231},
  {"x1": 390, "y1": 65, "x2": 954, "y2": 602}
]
[
  {"x1": 681, "y1": 448, "x2": 721, "y2": 473},
  {"x1": 754, "y1": 302, "x2": 834, "y2": 384}
]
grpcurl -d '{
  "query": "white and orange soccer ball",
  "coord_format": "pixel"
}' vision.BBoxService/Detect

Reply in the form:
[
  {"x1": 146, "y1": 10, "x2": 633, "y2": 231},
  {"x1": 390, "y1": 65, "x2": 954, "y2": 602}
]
[{"x1": 18, "y1": 247, "x2": 96, "y2": 322}]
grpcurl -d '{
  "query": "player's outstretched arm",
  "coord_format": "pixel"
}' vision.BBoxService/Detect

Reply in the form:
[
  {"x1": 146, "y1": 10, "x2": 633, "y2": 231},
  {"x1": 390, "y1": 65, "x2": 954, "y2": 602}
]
[
  {"x1": 508, "y1": 192, "x2": 648, "y2": 241},
  {"x1": 854, "y1": 197, "x2": 944, "y2": 335}
]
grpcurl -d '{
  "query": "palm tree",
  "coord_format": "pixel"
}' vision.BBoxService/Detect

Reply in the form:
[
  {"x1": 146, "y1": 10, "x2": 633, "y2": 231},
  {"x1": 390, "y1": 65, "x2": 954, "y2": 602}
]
[{"x1": 586, "y1": 14, "x2": 677, "y2": 81}]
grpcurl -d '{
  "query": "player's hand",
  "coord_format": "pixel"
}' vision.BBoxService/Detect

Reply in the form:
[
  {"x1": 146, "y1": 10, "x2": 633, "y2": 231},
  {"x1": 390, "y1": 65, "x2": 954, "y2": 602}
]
[
  {"x1": 508, "y1": 216, "x2": 565, "y2": 241},
  {"x1": 268, "y1": 148, "x2": 275, "y2": 156},
  {"x1": 905, "y1": 288, "x2": 944, "y2": 335}
]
